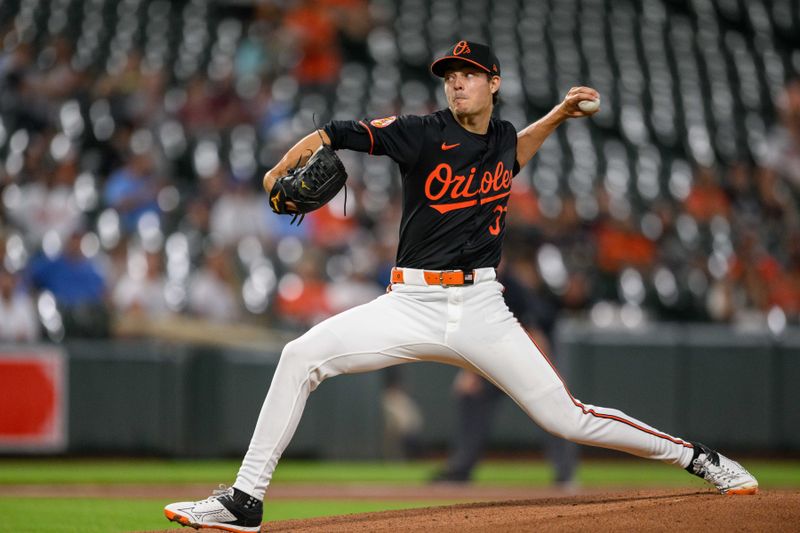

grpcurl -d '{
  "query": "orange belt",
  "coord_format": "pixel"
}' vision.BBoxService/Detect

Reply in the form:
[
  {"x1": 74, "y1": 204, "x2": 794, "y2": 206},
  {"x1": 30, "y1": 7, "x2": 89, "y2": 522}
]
[{"x1": 390, "y1": 268, "x2": 475, "y2": 287}]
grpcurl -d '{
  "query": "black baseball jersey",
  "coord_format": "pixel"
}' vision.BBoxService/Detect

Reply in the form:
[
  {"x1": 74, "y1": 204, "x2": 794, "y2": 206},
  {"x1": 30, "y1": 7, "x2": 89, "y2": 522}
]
[{"x1": 323, "y1": 109, "x2": 519, "y2": 270}]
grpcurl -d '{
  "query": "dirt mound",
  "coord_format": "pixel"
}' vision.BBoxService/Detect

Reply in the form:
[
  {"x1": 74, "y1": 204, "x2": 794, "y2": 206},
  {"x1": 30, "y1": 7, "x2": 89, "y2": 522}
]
[{"x1": 149, "y1": 489, "x2": 799, "y2": 532}]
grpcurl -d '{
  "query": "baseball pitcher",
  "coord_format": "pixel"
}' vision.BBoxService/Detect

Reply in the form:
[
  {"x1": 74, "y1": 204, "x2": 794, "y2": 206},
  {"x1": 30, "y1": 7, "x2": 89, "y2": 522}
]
[{"x1": 165, "y1": 40, "x2": 758, "y2": 532}]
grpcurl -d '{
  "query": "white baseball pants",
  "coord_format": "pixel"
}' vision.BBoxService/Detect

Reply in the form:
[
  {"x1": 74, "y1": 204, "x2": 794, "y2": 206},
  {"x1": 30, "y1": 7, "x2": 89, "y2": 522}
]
[{"x1": 235, "y1": 268, "x2": 694, "y2": 499}]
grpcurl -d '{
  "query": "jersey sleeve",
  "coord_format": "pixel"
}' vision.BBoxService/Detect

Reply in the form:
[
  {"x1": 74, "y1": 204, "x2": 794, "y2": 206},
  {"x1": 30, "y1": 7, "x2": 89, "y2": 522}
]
[
  {"x1": 324, "y1": 115, "x2": 425, "y2": 168},
  {"x1": 323, "y1": 120, "x2": 372, "y2": 153}
]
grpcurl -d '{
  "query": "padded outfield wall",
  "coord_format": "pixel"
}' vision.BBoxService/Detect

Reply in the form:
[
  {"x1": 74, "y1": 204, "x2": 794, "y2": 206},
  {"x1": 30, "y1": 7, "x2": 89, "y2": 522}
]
[{"x1": 0, "y1": 321, "x2": 797, "y2": 457}]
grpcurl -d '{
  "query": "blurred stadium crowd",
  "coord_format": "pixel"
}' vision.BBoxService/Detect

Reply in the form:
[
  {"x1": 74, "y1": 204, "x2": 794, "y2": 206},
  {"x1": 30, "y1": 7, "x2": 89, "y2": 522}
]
[{"x1": 0, "y1": 0, "x2": 799, "y2": 343}]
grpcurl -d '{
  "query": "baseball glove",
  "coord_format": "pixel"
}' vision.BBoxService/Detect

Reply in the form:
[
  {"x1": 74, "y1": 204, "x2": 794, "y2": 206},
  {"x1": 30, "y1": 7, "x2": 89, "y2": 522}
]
[{"x1": 268, "y1": 143, "x2": 348, "y2": 225}]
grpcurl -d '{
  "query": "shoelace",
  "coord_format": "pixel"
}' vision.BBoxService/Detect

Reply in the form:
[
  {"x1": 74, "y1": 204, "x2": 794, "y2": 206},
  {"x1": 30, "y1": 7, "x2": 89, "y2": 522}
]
[
  {"x1": 694, "y1": 456, "x2": 742, "y2": 484},
  {"x1": 199, "y1": 483, "x2": 233, "y2": 503}
]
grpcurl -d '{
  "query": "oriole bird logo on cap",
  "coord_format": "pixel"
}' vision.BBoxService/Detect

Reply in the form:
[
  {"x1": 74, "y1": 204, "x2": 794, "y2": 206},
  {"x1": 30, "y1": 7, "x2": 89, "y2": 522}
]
[{"x1": 453, "y1": 41, "x2": 471, "y2": 55}]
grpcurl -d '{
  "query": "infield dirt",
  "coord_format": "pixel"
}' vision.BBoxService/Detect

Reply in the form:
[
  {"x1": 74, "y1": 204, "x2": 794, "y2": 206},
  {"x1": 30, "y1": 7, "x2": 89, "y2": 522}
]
[{"x1": 136, "y1": 487, "x2": 799, "y2": 533}]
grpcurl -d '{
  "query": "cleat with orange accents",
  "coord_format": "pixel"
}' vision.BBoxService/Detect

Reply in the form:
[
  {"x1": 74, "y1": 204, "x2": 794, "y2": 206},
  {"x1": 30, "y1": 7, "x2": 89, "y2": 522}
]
[
  {"x1": 164, "y1": 485, "x2": 262, "y2": 532},
  {"x1": 686, "y1": 442, "x2": 758, "y2": 495}
]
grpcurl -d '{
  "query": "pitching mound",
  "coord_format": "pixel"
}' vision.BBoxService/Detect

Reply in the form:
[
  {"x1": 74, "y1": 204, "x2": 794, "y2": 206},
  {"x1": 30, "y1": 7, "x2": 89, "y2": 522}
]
[{"x1": 149, "y1": 489, "x2": 799, "y2": 532}]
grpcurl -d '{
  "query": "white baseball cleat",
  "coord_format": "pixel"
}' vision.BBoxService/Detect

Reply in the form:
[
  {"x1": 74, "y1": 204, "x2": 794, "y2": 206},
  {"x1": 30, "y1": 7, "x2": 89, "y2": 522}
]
[
  {"x1": 686, "y1": 442, "x2": 759, "y2": 495},
  {"x1": 164, "y1": 485, "x2": 263, "y2": 532}
]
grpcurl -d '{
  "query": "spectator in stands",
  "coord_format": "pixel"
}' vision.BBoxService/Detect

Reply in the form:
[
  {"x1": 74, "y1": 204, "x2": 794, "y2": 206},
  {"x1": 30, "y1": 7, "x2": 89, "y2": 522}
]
[
  {"x1": 381, "y1": 367, "x2": 423, "y2": 460},
  {"x1": 103, "y1": 151, "x2": 162, "y2": 235},
  {"x1": 6, "y1": 129, "x2": 50, "y2": 189},
  {"x1": 651, "y1": 200, "x2": 687, "y2": 266},
  {"x1": 0, "y1": 266, "x2": 39, "y2": 342},
  {"x1": 722, "y1": 161, "x2": 762, "y2": 226},
  {"x1": 95, "y1": 51, "x2": 167, "y2": 129},
  {"x1": 95, "y1": 52, "x2": 145, "y2": 118},
  {"x1": 766, "y1": 78, "x2": 800, "y2": 193},
  {"x1": 112, "y1": 249, "x2": 170, "y2": 319},
  {"x1": 179, "y1": 74, "x2": 249, "y2": 133},
  {"x1": 325, "y1": 269, "x2": 384, "y2": 314},
  {"x1": 329, "y1": 0, "x2": 372, "y2": 65},
  {"x1": 179, "y1": 77, "x2": 216, "y2": 133},
  {"x1": 307, "y1": 201, "x2": 358, "y2": 248},
  {"x1": 0, "y1": 29, "x2": 24, "y2": 77},
  {"x1": 754, "y1": 165, "x2": 798, "y2": 250},
  {"x1": 505, "y1": 181, "x2": 541, "y2": 230},
  {"x1": 98, "y1": 237, "x2": 131, "y2": 289},
  {"x1": 594, "y1": 214, "x2": 655, "y2": 301},
  {"x1": 275, "y1": 251, "x2": 330, "y2": 327},
  {"x1": 208, "y1": 73, "x2": 250, "y2": 131},
  {"x1": 782, "y1": 230, "x2": 800, "y2": 321},
  {"x1": 706, "y1": 272, "x2": 737, "y2": 323},
  {"x1": 7, "y1": 153, "x2": 83, "y2": 246},
  {"x1": 282, "y1": 0, "x2": 343, "y2": 90},
  {"x1": 727, "y1": 229, "x2": 777, "y2": 316},
  {"x1": 210, "y1": 176, "x2": 273, "y2": 248},
  {"x1": 30, "y1": 36, "x2": 82, "y2": 103},
  {"x1": 187, "y1": 247, "x2": 242, "y2": 323},
  {"x1": 181, "y1": 195, "x2": 215, "y2": 267},
  {"x1": 27, "y1": 229, "x2": 109, "y2": 337},
  {"x1": 0, "y1": 34, "x2": 45, "y2": 132},
  {"x1": 235, "y1": 22, "x2": 272, "y2": 81},
  {"x1": 684, "y1": 165, "x2": 730, "y2": 224}
]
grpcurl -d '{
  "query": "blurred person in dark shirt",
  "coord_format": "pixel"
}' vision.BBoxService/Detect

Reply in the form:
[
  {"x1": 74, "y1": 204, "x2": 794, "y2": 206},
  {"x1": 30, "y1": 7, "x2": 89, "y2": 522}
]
[{"x1": 28, "y1": 229, "x2": 109, "y2": 337}]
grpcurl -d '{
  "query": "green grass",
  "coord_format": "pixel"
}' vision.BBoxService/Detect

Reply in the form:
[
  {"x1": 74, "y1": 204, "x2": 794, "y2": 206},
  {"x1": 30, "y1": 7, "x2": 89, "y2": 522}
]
[
  {"x1": 0, "y1": 459, "x2": 242, "y2": 485},
  {"x1": 0, "y1": 497, "x2": 450, "y2": 533},
  {"x1": 0, "y1": 458, "x2": 798, "y2": 488}
]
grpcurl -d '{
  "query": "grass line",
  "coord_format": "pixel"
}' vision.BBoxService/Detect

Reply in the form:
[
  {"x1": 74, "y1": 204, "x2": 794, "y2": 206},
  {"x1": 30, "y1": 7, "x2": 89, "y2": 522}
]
[{"x1": 0, "y1": 459, "x2": 797, "y2": 488}]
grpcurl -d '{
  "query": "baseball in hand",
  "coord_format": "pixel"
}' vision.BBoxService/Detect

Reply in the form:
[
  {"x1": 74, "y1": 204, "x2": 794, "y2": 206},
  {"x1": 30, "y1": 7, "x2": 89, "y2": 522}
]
[{"x1": 578, "y1": 99, "x2": 600, "y2": 113}]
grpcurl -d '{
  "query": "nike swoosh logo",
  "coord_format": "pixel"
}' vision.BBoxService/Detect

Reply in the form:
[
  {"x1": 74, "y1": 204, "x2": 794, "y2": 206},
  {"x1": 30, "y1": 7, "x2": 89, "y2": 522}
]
[{"x1": 441, "y1": 142, "x2": 460, "y2": 151}]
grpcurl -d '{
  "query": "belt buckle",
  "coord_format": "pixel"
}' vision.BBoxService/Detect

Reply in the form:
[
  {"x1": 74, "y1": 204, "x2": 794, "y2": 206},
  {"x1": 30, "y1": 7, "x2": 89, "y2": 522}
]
[{"x1": 439, "y1": 270, "x2": 460, "y2": 287}]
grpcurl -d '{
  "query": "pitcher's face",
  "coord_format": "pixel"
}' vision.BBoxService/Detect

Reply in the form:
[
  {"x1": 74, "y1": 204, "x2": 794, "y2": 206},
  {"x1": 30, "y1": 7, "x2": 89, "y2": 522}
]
[{"x1": 443, "y1": 64, "x2": 499, "y2": 118}]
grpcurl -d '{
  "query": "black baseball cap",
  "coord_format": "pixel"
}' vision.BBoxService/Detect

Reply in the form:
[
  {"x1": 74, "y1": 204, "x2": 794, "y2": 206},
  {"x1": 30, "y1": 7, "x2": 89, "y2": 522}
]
[{"x1": 430, "y1": 40, "x2": 501, "y2": 78}]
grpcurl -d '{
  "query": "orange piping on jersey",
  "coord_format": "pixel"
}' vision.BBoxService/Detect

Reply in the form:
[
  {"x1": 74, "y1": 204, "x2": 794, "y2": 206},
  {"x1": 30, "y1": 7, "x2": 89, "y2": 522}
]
[
  {"x1": 524, "y1": 330, "x2": 694, "y2": 449},
  {"x1": 358, "y1": 120, "x2": 374, "y2": 155},
  {"x1": 429, "y1": 190, "x2": 511, "y2": 214},
  {"x1": 431, "y1": 199, "x2": 478, "y2": 214}
]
